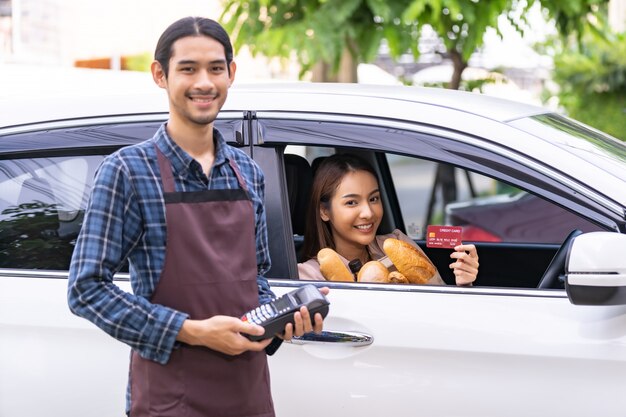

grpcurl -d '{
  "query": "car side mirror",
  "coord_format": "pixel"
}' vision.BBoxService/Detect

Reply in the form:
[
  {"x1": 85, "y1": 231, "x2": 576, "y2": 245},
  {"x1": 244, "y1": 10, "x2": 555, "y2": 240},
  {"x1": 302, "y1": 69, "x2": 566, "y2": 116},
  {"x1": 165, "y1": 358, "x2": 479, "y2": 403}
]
[{"x1": 565, "y1": 232, "x2": 626, "y2": 305}]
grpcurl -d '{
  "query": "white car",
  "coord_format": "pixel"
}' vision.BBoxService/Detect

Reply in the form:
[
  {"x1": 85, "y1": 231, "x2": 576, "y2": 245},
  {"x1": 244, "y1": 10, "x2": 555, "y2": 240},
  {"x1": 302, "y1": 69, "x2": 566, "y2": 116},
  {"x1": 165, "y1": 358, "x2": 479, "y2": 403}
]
[{"x1": 1, "y1": 83, "x2": 626, "y2": 417}]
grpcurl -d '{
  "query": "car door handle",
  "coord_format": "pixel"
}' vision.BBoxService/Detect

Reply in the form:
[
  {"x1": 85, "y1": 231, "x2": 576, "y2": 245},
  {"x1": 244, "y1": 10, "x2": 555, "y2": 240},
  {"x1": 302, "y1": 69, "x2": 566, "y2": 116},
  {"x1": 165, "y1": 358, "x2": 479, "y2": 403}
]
[{"x1": 288, "y1": 330, "x2": 374, "y2": 347}]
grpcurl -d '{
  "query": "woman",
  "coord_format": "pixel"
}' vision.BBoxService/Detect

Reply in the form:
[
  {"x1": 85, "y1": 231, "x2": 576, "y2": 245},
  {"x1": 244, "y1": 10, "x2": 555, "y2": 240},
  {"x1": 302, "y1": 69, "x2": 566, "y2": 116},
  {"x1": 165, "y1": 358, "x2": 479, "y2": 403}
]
[{"x1": 298, "y1": 153, "x2": 479, "y2": 285}]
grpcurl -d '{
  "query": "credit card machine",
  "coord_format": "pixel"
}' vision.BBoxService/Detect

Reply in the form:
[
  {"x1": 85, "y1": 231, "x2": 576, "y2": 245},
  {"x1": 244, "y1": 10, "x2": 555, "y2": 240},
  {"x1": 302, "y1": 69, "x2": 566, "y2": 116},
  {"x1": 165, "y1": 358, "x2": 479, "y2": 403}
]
[{"x1": 241, "y1": 284, "x2": 330, "y2": 341}]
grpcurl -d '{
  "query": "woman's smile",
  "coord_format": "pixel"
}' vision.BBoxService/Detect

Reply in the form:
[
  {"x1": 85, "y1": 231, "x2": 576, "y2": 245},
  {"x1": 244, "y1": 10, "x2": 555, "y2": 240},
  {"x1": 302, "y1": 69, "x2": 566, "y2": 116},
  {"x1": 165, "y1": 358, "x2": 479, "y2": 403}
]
[{"x1": 354, "y1": 223, "x2": 375, "y2": 233}]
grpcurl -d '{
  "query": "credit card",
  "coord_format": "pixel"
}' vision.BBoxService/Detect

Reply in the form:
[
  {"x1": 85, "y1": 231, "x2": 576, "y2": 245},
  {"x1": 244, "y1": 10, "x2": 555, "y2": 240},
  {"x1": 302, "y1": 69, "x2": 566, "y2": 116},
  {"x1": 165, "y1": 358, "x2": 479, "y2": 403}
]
[{"x1": 426, "y1": 225, "x2": 462, "y2": 248}]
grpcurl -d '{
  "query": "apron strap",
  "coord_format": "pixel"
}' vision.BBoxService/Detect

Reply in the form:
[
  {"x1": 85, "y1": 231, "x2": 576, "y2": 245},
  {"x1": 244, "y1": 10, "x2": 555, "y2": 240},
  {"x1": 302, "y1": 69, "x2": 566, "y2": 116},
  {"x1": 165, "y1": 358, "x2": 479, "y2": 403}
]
[
  {"x1": 228, "y1": 159, "x2": 249, "y2": 192},
  {"x1": 155, "y1": 144, "x2": 176, "y2": 193}
]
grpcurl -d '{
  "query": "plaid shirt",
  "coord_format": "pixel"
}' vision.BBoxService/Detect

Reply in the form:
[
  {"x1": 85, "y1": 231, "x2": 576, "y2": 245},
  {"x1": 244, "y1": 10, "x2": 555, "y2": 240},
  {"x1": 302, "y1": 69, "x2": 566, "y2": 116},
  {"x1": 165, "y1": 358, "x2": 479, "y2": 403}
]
[{"x1": 68, "y1": 123, "x2": 273, "y2": 365}]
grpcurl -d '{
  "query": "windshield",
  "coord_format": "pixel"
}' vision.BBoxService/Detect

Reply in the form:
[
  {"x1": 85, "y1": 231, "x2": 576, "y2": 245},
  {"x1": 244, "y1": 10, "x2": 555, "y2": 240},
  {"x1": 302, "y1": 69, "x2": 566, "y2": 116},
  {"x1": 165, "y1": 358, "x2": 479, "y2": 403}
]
[{"x1": 512, "y1": 113, "x2": 626, "y2": 182}]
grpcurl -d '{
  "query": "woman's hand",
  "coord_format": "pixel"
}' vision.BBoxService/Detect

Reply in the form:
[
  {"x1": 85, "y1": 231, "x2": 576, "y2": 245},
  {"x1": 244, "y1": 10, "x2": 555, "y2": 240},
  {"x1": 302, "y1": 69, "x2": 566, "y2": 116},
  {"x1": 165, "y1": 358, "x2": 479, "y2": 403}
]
[{"x1": 449, "y1": 244, "x2": 479, "y2": 286}]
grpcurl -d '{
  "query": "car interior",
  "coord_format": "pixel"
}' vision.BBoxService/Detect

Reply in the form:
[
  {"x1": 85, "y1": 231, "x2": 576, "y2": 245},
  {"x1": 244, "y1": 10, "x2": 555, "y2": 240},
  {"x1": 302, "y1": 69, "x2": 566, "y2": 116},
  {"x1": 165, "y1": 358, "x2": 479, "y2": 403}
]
[
  {"x1": 280, "y1": 146, "x2": 604, "y2": 289},
  {"x1": 0, "y1": 156, "x2": 98, "y2": 270}
]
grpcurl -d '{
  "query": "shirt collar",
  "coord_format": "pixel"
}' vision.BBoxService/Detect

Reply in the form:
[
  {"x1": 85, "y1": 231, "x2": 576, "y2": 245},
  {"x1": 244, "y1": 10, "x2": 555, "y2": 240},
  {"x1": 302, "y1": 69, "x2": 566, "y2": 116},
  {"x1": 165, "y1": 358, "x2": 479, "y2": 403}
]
[{"x1": 153, "y1": 123, "x2": 231, "y2": 176}]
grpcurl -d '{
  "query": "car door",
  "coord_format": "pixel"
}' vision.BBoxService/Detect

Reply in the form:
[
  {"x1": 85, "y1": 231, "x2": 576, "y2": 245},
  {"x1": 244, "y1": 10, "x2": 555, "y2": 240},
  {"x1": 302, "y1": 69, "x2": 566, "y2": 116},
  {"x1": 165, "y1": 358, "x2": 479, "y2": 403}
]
[
  {"x1": 0, "y1": 115, "x2": 244, "y2": 417},
  {"x1": 0, "y1": 150, "x2": 132, "y2": 417},
  {"x1": 252, "y1": 114, "x2": 626, "y2": 417}
]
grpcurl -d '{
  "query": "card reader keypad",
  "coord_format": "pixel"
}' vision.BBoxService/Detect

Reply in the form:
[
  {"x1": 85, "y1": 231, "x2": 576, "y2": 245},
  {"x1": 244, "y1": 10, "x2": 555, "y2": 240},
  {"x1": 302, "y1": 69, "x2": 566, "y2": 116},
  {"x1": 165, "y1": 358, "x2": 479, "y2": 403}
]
[{"x1": 242, "y1": 302, "x2": 278, "y2": 325}]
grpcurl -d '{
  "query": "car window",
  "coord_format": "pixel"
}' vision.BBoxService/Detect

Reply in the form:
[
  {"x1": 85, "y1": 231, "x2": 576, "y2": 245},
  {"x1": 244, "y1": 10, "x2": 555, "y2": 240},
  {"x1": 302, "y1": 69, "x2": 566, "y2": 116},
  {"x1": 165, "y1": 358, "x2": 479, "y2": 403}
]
[
  {"x1": 258, "y1": 116, "x2": 619, "y2": 285},
  {"x1": 0, "y1": 155, "x2": 102, "y2": 270},
  {"x1": 285, "y1": 146, "x2": 603, "y2": 245},
  {"x1": 0, "y1": 119, "x2": 244, "y2": 273},
  {"x1": 280, "y1": 143, "x2": 608, "y2": 287},
  {"x1": 386, "y1": 154, "x2": 604, "y2": 244}
]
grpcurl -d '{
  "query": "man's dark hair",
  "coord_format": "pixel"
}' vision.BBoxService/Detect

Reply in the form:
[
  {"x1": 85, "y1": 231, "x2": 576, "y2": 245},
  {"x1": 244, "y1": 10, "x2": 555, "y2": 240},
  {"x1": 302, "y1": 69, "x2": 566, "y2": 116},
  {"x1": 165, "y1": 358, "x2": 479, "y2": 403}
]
[{"x1": 154, "y1": 17, "x2": 234, "y2": 78}]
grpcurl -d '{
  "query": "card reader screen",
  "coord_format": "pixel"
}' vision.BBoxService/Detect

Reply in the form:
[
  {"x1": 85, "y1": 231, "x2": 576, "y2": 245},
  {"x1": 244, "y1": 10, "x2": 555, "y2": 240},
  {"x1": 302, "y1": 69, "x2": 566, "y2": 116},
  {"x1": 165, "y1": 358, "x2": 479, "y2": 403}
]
[{"x1": 273, "y1": 296, "x2": 291, "y2": 312}]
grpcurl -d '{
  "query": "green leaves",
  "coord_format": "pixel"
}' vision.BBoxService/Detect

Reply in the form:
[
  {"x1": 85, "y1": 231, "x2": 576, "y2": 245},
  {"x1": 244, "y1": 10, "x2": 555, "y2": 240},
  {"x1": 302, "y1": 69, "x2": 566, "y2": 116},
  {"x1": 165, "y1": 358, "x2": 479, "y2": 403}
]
[
  {"x1": 221, "y1": 0, "x2": 411, "y2": 74},
  {"x1": 402, "y1": 0, "x2": 428, "y2": 23},
  {"x1": 554, "y1": 31, "x2": 626, "y2": 95},
  {"x1": 548, "y1": 24, "x2": 625, "y2": 140},
  {"x1": 220, "y1": 0, "x2": 612, "y2": 84}
]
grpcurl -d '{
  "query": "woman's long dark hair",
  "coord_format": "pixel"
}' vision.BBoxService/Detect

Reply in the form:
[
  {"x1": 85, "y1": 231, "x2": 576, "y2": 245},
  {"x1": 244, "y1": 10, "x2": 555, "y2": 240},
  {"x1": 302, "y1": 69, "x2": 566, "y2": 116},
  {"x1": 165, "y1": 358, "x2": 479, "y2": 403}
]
[{"x1": 301, "y1": 153, "x2": 379, "y2": 261}]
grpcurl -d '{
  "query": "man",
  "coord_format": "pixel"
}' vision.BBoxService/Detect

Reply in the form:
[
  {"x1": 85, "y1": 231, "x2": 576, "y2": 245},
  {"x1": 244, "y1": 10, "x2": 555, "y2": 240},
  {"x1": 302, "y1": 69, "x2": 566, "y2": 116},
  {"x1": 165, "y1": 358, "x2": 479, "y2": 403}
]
[{"x1": 68, "y1": 16, "x2": 325, "y2": 417}]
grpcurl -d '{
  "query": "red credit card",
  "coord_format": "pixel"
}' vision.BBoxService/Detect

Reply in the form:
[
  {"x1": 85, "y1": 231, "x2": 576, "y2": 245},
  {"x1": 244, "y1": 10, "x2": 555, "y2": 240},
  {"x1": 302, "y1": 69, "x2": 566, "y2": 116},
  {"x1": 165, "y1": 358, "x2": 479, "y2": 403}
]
[{"x1": 426, "y1": 225, "x2": 462, "y2": 248}]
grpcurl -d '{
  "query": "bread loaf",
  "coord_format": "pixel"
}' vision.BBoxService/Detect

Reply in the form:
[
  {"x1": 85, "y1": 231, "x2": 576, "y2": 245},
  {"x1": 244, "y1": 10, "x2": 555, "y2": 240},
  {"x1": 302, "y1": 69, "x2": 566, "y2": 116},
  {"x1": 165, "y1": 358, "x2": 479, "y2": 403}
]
[
  {"x1": 318, "y1": 248, "x2": 354, "y2": 282},
  {"x1": 357, "y1": 261, "x2": 390, "y2": 283},
  {"x1": 388, "y1": 271, "x2": 409, "y2": 284},
  {"x1": 383, "y1": 238, "x2": 435, "y2": 284}
]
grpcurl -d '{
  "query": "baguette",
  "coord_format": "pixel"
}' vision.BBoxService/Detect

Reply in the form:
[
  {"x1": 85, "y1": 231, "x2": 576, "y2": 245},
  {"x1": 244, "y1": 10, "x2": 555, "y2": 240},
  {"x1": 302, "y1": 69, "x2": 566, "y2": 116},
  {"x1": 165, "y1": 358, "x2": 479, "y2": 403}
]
[
  {"x1": 383, "y1": 238, "x2": 435, "y2": 284},
  {"x1": 318, "y1": 248, "x2": 354, "y2": 282}
]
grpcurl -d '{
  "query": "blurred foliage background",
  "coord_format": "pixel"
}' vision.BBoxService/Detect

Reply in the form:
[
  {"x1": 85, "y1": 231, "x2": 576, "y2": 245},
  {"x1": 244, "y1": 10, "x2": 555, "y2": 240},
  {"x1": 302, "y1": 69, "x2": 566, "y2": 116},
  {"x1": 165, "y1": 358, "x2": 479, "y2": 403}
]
[
  {"x1": 541, "y1": 28, "x2": 625, "y2": 140},
  {"x1": 220, "y1": 0, "x2": 608, "y2": 85},
  {"x1": 220, "y1": 0, "x2": 624, "y2": 140}
]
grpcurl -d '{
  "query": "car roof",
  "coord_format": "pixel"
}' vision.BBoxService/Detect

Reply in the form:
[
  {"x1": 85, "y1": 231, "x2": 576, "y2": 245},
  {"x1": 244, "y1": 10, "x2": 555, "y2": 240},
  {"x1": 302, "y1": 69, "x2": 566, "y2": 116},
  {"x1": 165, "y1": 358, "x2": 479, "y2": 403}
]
[
  {"x1": 3, "y1": 81, "x2": 624, "y2": 210},
  {"x1": 229, "y1": 82, "x2": 548, "y2": 121},
  {"x1": 0, "y1": 81, "x2": 548, "y2": 129}
]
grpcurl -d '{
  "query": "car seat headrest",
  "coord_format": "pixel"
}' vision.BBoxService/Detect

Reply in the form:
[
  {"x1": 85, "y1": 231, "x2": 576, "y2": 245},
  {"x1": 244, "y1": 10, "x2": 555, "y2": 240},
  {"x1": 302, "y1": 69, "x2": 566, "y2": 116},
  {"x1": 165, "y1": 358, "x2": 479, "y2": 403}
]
[{"x1": 284, "y1": 154, "x2": 313, "y2": 236}]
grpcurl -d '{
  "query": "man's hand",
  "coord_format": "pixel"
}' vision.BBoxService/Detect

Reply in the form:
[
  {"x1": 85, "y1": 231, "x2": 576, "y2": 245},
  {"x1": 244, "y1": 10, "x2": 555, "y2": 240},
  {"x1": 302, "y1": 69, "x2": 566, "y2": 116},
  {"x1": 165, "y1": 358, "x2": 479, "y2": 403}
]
[
  {"x1": 177, "y1": 316, "x2": 272, "y2": 355},
  {"x1": 281, "y1": 287, "x2": 329, "y2": 341}
]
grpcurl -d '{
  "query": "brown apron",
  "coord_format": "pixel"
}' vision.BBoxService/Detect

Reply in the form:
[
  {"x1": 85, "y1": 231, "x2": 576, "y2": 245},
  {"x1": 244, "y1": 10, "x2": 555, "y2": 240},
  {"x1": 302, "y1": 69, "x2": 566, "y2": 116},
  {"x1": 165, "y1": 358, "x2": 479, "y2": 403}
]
[{"x1": 130, "y1": 145, "x2": 274, "y2": 417}]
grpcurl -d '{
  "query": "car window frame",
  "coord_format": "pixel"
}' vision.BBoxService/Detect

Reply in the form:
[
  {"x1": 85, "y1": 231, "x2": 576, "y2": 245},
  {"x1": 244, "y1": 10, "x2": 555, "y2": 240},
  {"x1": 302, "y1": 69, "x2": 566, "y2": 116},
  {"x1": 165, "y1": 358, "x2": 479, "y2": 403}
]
[
  {"x1": 0, "y1": 113, "x2": 246, "y2": 278},
  {"x1": 256, "y1": 113, "x2": 621, "y2": 228},
  {"x1": 254, "y1": 112, "x2": 623, "y2": 284}
]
